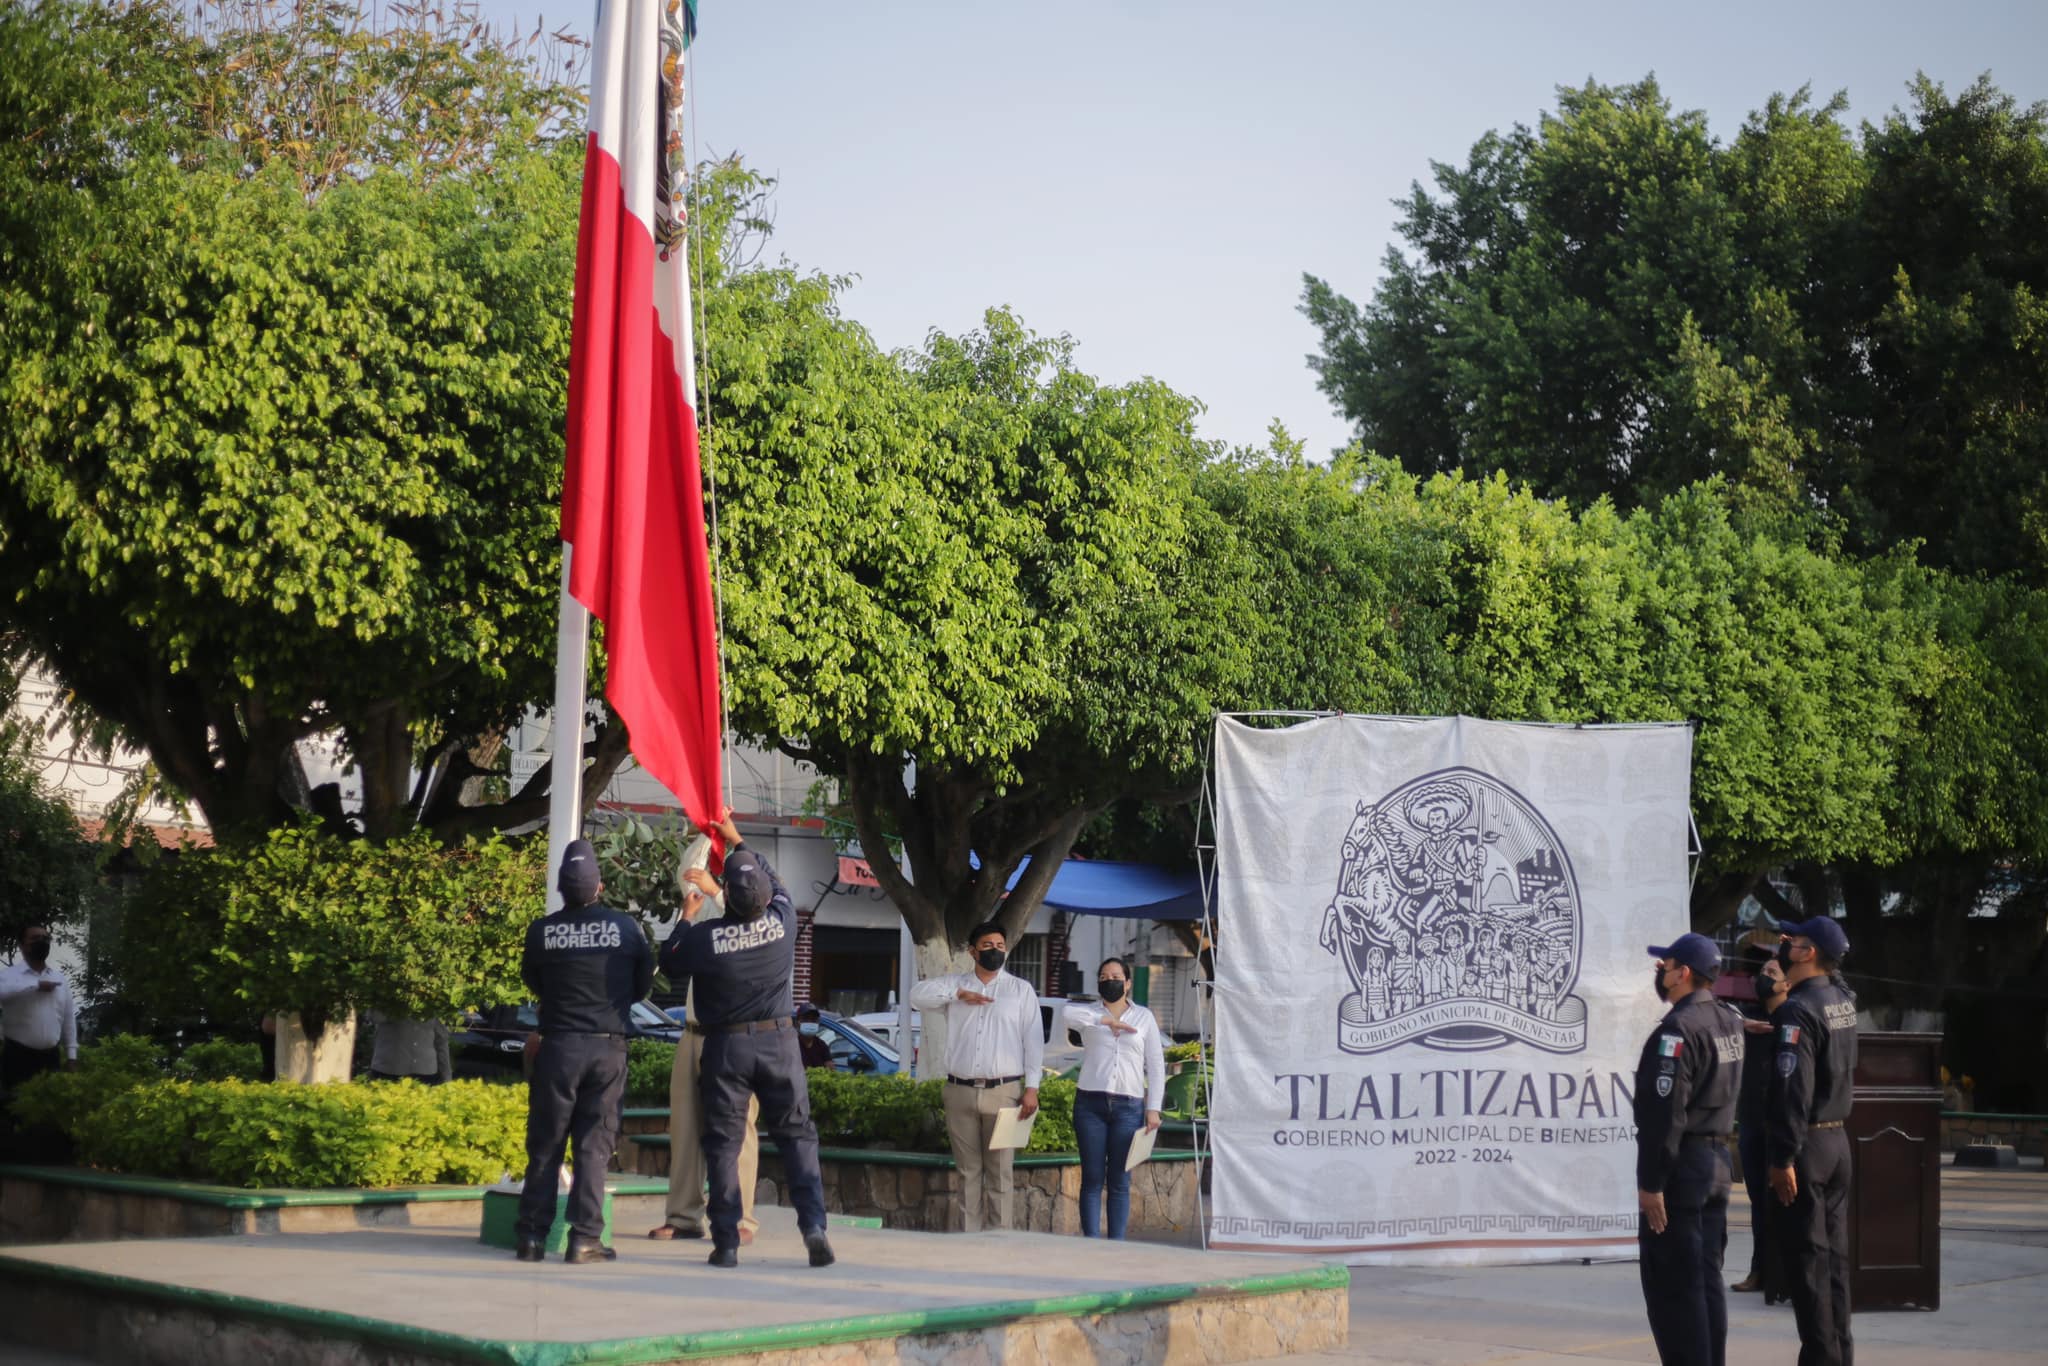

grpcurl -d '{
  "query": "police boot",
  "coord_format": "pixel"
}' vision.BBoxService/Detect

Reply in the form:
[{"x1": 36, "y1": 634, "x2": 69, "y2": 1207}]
[
  {"x1": 514, "y1": 1237, "x2": 545, "y2": 1263},
  {"x1": 564, "y1": 1237, "x2": 617, "y2": 1264},
  {"x1": 804, "y1": 1231, "x2": 836, "y2": 1268},
  {"x1": 707, "y1": 1245, "x2": 739, "y2": 1268}
]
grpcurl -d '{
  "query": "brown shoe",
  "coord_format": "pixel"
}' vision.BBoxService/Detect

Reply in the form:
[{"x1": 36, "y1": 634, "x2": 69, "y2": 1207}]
[
  {"x1": 1730, "y1": 1275, "x2": 1761, "y2": 1292},
  {"x1": 648, "y1": 1223, "x2": 705, "y2": 1240}
]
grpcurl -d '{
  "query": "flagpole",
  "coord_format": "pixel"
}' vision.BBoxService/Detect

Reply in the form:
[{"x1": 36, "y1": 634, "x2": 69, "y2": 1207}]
[{"x1": 544, "y1": 551, "x2": 591, "y2": 914}]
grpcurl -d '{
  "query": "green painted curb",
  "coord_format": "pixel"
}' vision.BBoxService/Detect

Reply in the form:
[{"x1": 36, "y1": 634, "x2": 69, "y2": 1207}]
[
  {"x1": 0, "y1": 1165, "x2": 668, "y2": 1209},
  {"x1": 625, "y1": 1138, "x2": 1199, "y2": 1167},
  {"x1": 0, "y1": 1250, "x2": 1345, "y2": 1365}
]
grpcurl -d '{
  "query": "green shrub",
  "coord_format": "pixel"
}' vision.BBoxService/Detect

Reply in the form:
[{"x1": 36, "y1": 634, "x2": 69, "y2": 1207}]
[
  {"x1": 1025, "y1": 1077, "x2": 1078, "y2": 1154},
  {"x1": 10, "y1": 1032, "x2": 164, "y2": 1132},
  {"x1": 1164, "y1": 1039, "x2": 1205, "y2": 1067},
  {"x1": 72, "y1": 1078, "x2": 531, "y2": 1187},
  {"x1": 79, "y1": 1032, "x2": 164, "y2": 1080},
  {"x1": 172, "y1": 1039, "x2": 263, "y2": 1082},
  {"x1": 626, "y1": 1039, "x2": 675, "y2": 1104},
  {"x1": 802, "y1": 1070, "x2": 1078, "y2": 1155},
  {"x1": 806, "y1": 1069, "x2": 944, "y2": 1150}
]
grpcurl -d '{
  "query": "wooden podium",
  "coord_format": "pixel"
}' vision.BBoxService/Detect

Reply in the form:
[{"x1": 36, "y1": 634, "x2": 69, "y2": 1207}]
[{"x1": 1850, "y1": 1031, "x2": 1943, "y2": 1311}]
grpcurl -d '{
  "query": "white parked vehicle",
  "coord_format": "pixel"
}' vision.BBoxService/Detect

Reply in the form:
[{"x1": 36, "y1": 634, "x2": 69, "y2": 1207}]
[{"x1": 850, "y1": 1010, "x2": 920, "y2": 1059}]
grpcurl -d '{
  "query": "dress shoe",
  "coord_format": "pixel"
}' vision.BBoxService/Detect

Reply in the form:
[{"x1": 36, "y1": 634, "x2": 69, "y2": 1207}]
[
  {"x1": 1730, "y1": 1275, "x2": 1761, "y2": 1292},
  {"x1": 804, "y1": 1232, "x2": 836, "y2": 1268},
  {"x1": 564, "y1": 1239, "x2": 616, "y2": 1264},
  {"x1": 514, "y1": 1238, "x2": 545, "y2": 1263},
  {"x1": 707, "y1": 1245, "x2": 739, "y2": 1268}
]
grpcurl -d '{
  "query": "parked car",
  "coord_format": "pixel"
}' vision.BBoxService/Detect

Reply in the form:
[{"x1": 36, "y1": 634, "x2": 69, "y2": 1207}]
[
  {"x1": 850, "y1": 1010, "x2": 920, "y2": 1060},
  {"x1": 451, "y1": 1000, "x2": 682, "y2": 1079},
  {"x1": 799, "y1": 1010, "x2": 903, "y2": 1075}
]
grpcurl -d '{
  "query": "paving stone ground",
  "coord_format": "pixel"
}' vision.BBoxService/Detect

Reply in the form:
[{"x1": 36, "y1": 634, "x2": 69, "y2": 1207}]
[{"x1": 1271, "y1": 1161, "x2": 2048, "y2": 1364}]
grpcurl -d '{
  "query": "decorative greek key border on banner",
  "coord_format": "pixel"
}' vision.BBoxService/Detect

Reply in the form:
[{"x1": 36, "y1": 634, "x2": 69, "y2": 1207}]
[{"x1": 1210, "y1": 1212, "x2": 1635, "y2": 1241}]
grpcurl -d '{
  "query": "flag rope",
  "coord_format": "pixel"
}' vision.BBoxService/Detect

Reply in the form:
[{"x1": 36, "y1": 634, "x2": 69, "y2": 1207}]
[{"x1": 683, "y1": 32, "x2": 735, "y2": 811}]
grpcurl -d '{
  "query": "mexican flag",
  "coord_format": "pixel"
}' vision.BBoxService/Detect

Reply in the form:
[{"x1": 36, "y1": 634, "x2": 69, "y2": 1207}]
[{"x1": 558, "y1": 0, "x2": 723, "y2": 835}]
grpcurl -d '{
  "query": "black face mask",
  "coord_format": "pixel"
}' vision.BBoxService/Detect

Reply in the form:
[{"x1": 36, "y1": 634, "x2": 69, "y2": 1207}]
[
  {"x1": 1653, "y1": 968, "x2": 1669, "y2": 1002},
  {"x1": 976, "y1": 947, "x2": 1006, "y2": 972},
  {"x1": 23, "y1": 940, "x2": 50, "y2": 967},
  {"x1": 1098, "y1": 980, "x2": 1126, "y2": 1003}
]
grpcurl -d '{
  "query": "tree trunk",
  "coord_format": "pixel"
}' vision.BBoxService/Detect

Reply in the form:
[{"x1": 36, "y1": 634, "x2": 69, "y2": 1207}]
[
  {"x1": 910, "y1": 939, "x2": 971, "y2": 1080},
  {"x1": 274, "y1": 1010, "x2": 357, "y2": 1084},
  {"x1": 1690, "y1": 868, "x2": 1761, "y2": 933}
]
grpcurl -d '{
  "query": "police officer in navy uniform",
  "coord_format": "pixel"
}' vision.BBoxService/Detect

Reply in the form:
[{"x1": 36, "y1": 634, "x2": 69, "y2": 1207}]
[
  {"x1": 513, "y1": 838, "x2": 653, "y2": 1264},
  {"x1": 659, "y1": 808, "x2": 834, "y2": 1270},
  {"x1": 1634, "y1": 931, "x2": 1744, "y2": 1366},
  {"x1": 1766, "y1": 916, "x2": 1859, "y2": 1366}
]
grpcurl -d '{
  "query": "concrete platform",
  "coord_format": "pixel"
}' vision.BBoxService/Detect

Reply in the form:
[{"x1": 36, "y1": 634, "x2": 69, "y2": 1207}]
[
  {"x1": 0, "y1": 1204, "x2": 1347, "y2": 1365},
  {"x1": 1268, "y1": 1163, "x2": 2048, "y2": 1364}
]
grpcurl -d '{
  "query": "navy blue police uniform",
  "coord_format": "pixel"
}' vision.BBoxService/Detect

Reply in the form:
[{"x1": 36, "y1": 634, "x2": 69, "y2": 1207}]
[
  {"x1": 1735, "y1": 991, "x2": 1789, "y2": 1302},
  {"x1": 1634, "y1": 935, "x2": 1744, "y2": 1366},
  {"x1": 659, "y1": 842, "x2": 833, "y2": 1267},
  {"x1": 514, "y1": 840, "x2": 653, "y2": 1262},
  {"x1": 1766, "y1": 920, "x2": 1859, "y2": 1366}
]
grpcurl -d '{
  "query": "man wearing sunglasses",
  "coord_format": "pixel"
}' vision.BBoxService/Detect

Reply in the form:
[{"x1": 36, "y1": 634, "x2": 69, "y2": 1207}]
[
  {"x1": 0, "y1": 926, "x2": 76, "y2": 1093},
  {"x1": 1765, "y1": 917, "x2": 1859, "y2": 1366}
]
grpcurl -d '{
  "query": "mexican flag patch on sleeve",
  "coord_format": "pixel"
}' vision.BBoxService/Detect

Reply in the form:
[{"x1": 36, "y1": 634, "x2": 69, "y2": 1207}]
[
  {"x1": 1779, "y1": 1025, "x2": 1802, "y2": 1046},
  {"x1": 1658, "y1": 1035, "x2": 1684, "y2": 1058}
]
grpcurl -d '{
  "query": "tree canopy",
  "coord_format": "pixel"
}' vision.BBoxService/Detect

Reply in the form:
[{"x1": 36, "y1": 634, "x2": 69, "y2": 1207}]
[
  {"x1": 0, "y1": 0, "x2": 613, "y2": 838},
  {"x1": 705, "y1": 284, "x2": 1258, "y2": 954},
  {"x1": 1302, "y1": 74, "x2": 2048, "y2": 584}
]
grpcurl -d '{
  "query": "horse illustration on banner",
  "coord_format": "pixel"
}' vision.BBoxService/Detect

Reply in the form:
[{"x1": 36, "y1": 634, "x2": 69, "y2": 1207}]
[{"x1": 1318, "y1": 767, "x2": 1588, "y2": 1054}]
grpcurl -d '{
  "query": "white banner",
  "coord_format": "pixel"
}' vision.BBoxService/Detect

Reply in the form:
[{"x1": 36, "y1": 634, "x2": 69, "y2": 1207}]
[{"x1": 1208, "y1": 715, "x2": 1692, "y2": 1265}]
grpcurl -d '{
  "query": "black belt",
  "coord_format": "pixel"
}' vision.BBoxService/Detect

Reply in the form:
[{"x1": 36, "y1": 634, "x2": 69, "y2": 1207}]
[
  {"x1": 1812, "y1": 1120, "x2": 1844, "y2": 1130},
  {"x1": 554, "y1": 1030, "x2": 624, "y2": 1040},
  {"x1": 703, "y1": 1017, "x2": 792, "y2": 1035},
  {"x1": 1680, "y1": 1132, "x2": 1725, "y2": 1144},
  {"x1": 948, "y1": 1074, "x2": 1023, "y2": 1089}
]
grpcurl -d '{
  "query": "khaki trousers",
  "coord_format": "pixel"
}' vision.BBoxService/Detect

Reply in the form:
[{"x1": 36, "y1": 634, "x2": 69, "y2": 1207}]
[
  {"x1": 664, "y1": 1029, "x2": 758, "y2": 1234},
  {"x1": 942, "y1": 1079, "x2": 1021, "y2": 1232}
]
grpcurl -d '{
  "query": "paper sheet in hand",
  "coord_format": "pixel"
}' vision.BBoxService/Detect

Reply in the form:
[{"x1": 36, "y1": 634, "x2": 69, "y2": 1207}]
[
  {"x1": 1124, "y1": 1126, "x2": 1157, "y2": 1171},
  {"x1": 988, "y1": 1106, "x2": 1036, "y2": 1150}
]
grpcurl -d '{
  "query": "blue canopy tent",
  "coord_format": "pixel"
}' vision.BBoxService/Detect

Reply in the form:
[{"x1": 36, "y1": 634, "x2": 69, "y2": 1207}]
[{"x1": 1003, "y1": 857, "x2": 1207, "y2": 920}]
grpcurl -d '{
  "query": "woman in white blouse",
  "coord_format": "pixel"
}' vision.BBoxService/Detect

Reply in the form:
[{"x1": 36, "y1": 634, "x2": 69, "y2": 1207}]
[{"x1": 1061, "y1": 957, "x2": 1165, "y2": 1239}]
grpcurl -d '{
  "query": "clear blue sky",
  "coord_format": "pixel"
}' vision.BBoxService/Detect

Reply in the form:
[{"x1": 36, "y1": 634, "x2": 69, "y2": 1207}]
[{"x1": 476, "y1": 0, "x2": 2047, "y2": 458}]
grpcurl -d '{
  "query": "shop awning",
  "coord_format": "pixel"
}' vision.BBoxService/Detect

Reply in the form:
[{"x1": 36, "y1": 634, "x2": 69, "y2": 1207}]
[
  {"x1": 837, "y1": 849, "x2": 1207, "y2": 921},
  {"x1": 1009, "y1": 857, "x2": 1208, "y2": 921}
]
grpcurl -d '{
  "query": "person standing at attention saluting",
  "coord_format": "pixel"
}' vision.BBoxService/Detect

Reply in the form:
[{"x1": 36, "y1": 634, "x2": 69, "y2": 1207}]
[
  {"x1": 1061, "y1": 957, "x2": 1165, "y2": 1240},
  {"x1": 912, "y1": 921, "x2": 1044, "y2": 1232}
]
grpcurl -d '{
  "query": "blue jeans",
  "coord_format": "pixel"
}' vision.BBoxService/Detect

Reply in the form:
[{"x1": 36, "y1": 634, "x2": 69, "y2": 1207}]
[{"x1": 1074, "y1": 1089, "x2": 1145, "y2": 1239}]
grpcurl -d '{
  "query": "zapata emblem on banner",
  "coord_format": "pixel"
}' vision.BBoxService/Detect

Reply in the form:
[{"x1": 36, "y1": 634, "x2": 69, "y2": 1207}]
[{"x1": 1318, "y1": 767, "x2": 1588, "y2": 1055}]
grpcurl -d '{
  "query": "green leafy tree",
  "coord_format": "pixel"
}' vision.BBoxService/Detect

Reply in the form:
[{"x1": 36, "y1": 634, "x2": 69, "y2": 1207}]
[
  {"x1": 0, "y1": 733, "x2": 101, "y2": 945},
  {"x1": 0, "y1": 0, "x2": 623, "y2": 839},
  {"x1": 707, "y1": 296, "x2": 1259, "y2": 965},
  {"x1": 116, "y1": 825, "x2": 542, "y2": 1037},
  {"x1": 1847, "y1": 76, "x2": 2048, "y2": 581},
  {"x1": 1302, "y1": 74, "x2": 2048, "y2": 582}
]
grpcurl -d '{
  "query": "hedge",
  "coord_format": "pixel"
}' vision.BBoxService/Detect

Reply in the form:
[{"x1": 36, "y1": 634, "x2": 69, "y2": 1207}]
[
  {"x1": 627, "y1": 1040, "x2": 1083, "y2": 1154},
  {"x1": 11, "y1": 1033, "x2": 528, "y2": 1188},
  {"x1": 12, "y1": 1035, "x2": 1087, "y2": 1186}
]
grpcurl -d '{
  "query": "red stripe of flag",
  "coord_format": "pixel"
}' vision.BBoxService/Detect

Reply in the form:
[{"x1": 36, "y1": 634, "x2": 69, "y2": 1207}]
[{"x1": 559, "y1": 0, "x2": 722, "y2": 840}]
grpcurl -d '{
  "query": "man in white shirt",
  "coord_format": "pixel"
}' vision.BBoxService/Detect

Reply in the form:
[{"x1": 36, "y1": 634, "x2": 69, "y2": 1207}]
[
  {"x1": 911, "y1": 920, "x2": 1045, "y2": 1232},
  {"x1": 0, "y1": 926, "x2": 77, "y2": 1092}
]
